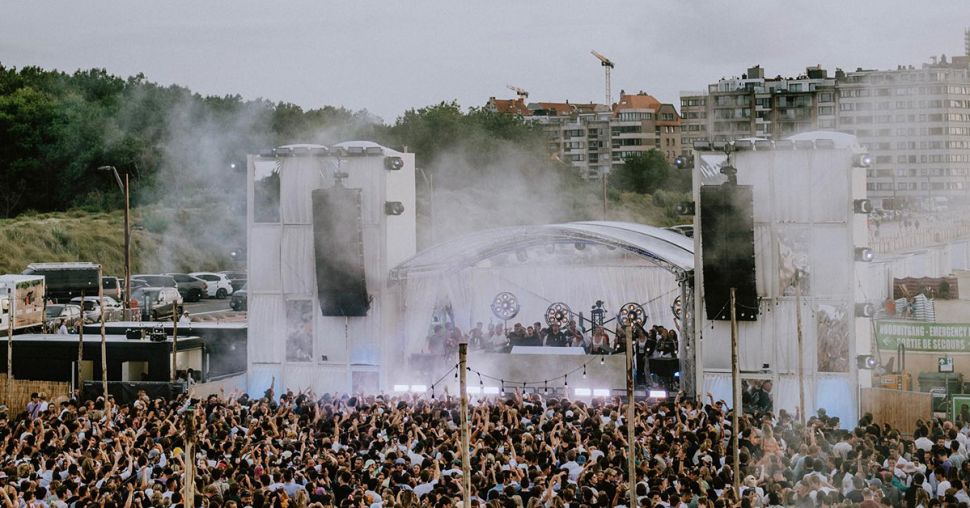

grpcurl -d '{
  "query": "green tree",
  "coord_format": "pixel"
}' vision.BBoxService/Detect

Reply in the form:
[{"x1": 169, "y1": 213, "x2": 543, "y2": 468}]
[{"x1": 612, "y1": 150, "x2": 689, "y2": 194}]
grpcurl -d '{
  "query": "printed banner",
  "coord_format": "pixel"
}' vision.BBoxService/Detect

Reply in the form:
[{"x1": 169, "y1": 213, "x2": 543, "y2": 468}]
[{"x1": 876, "y1": 321, "x2": 970, "y2": 352}]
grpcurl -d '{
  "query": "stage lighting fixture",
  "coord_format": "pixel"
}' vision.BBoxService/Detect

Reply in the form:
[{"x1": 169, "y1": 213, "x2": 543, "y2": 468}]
[
  {"x1": 345, "y1": 146, "x2": 365, "y2": 156},
  {"x1": 853, "y1": 153, "x2": 873, "y2": 168},
  {"x1": 491, "y1": 292, "x2": 520, "y2": 320},
  {"x1": 692, "y1": 140, "x2": 712, "y2": 151},
  {"x1": 365, "y1": 146, "x2": 384, "y2": 156},
  {"x1": 592, "y1": 389, "x2": 610, "y2": 397},
  {"x1": 409, "y1": 385, "x2": 427, "y2": 393},
  {"x1": 590, "y1": 300, "x2": 606, "y2": 326},
  {"x1": 712, "y1": 140, "x2": 729, "y2": 152},
  {"x1": 229, "y1": 162, "x2": 238, "y2": 170},
  {"x1": 856, "y1": 355, "x2": 879, "y2": 370},
  {"x1": 392, "y1": 384, "x2": 409, "y2": 393},
  {"x1": 854, "y1": 199, "x2": 873, "y2": 214},
  {"x1": 384, "y1": 156, "x2": 405, "y2": 170},
  {"x1": 483, "y1": 386, "x2": 499, "y2": 395},
  {"x1": 385, "y1": 201, "x2": 405, "y2": 215},
  {"x1": 676, "y1": 201, "x2": 696, "y2": 215},
  {"x1": 259, "y1": 149, "x2": 276, "y2": 158},
  {"x1": 574, "y1": 242, "x2": 587, "y2": 251},
  {"x1": 855, "y1": 302, "x2": 875, "y2": 318},
  {"x1": 574, "y1": 388, "x2": 592, "y2": 397},
  {"x1": 275, "y1": 147, "x2": 293, "y2": 157},
  {"x1": 814, "y1": 139, "x2": 836, "y2": 149},
  {"x1": 773, "y1": 140, "x2": 795, "y2": 150},
  {"x1": 649, "y1": 390, "x2": 668, "y2": 399},
  {"x1": 855, "y1": 247, "x2": 875, "y2": 262}
]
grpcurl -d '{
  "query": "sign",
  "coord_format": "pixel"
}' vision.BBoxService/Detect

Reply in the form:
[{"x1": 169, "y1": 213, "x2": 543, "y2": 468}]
[
  {"x1": 876, "y1": 321, "x2": 970, "y2": 353},
  {"x1": 940, "y1": 357, "x2": 955, "y2": 373}
]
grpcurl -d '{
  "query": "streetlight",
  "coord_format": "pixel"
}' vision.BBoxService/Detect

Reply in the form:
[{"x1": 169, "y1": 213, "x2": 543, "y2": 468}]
[{"x1": 98, "y1": 166, "x2": 131, "y2": 315}]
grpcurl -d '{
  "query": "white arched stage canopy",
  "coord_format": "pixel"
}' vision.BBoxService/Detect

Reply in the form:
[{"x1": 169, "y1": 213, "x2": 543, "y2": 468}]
[{"x1": 387, "y1": 221, "x2": 697, "y2": 393}]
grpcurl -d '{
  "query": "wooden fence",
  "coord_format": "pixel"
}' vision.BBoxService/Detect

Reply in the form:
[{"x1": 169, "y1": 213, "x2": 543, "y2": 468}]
[
  {"x1": 860, "y1": 387, "x2": 932, "y2": 436},
  {"x1": 0, "y1": 378, "x2": 70, "y2": 415}
]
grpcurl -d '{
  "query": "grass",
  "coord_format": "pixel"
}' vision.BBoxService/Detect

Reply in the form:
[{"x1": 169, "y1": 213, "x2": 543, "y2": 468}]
[{"x1": 0, "y1": 208, "x2": 239, "y2": 276}]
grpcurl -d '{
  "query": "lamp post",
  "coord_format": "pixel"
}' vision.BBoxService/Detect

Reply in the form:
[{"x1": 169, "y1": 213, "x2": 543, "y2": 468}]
[{"x1": 98, "y1": 166, "x2": 130, "y2": 315}]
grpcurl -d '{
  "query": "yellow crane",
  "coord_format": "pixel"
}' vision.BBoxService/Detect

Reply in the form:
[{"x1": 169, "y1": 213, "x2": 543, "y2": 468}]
[{"x1": 591, "y1": 50, "x2": 615, "y2": 106}]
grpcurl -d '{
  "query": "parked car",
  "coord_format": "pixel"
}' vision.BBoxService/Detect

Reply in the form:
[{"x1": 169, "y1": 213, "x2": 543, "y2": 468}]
[
  {"x1": 189, "y1": 272, "x2": 234, "y2": 299},
  {"x1": 101, "y1": 276, "x2": 122, "y2": 301},
  {"x1": 219, "y1": 271, "x2": 247, "y2": 292},
  {"x1": 70, "y1": 296, "x2": 123, "y2": 323},
  {"x1": 165, "y1": 273, "x2": 207, "y2": 303},
  {"x1": 44, "y1": 304, "x2": 82, "y2": 332},
  {"x1": 230, "y1": 284, "x2": 247, "y2": 311},
  {"x1": 132, "y1": 274, "x2": 177, "y2": 289},
  {"x1": 132, "y1": 287, "x2": 183, "y2": 321}
]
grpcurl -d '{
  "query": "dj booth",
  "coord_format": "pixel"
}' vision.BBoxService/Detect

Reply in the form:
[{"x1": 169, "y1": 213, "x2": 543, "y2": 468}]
[{"x1": 406, "y1": 347, "x2": 628, "y2": 392}]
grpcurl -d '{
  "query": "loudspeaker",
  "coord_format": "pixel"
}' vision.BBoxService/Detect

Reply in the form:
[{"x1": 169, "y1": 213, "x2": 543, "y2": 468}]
[
  {"x1": 311, "y1": 187, "x2": 370, "y2": 316},
  {"x1": 700, "y1": 184, "x2": 758, "y2": 321}
]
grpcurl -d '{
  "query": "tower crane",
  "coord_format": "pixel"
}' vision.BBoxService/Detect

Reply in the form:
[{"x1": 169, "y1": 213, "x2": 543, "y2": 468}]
[
  {"x1": 506, "y1": 84, "x2": 529, "y2": 99},
  {"x1": 591, "y1": 50, "x2": 614, "y2": 106}
]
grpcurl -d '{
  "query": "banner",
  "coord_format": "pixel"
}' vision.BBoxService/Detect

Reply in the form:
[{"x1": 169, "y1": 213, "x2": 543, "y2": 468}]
[{"x1": 876, "y1": 321, "x2": 970, "y2": 352}]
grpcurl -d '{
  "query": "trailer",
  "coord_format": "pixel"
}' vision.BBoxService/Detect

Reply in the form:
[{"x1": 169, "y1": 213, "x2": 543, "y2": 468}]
[
  {"x1": 0, "y1": 275, "x2": 46, "y2": 333},
  {"x1": 23, "y1": 262, "x2": 100, "y2": 303}
]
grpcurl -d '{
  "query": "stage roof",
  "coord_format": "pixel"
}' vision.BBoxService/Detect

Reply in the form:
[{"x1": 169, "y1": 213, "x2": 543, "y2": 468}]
[{"x1": 390, "y1": 221, "x2": 694, "y2": 280}]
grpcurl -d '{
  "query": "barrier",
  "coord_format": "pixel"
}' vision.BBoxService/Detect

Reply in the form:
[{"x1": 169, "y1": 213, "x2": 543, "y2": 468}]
[{"x1": 860, "y1": 387, "x2": 932, "y2": 436}]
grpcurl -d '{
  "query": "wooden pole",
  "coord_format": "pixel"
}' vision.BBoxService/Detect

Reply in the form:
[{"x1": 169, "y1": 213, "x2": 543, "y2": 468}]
[
  {"x1": 172, "y1": 310, "x2": 179, "y2": 383},
  {"x1": 625, "y1": 324, "x2": 636, "y2": 508},
  {"x1": 123, "y1": 172, "x2": 131, "y2": 316},
  {"x1": 183, "y1": 408, "x2": 196, "y2": 507},
  {"x1": 458, "y1": 343, "x2": 471, "y2": 508},
  {"x1": 99, "y1": 266, "x2": 108, "y2": 399},
  {"x1": 795, "y1": 273, "x2": 806, "y2": 426},
  {"x1": 602, "y1": 170, "x2": 608, "y2": 220},
  {"x1": 77, "y1": 289, "x2": 85, "y2": 395},
  {"x1": 6, "y1": 287, "x2": 13, "y2": 404},
  {"x1": 730, "y1": 288, "x2": 741, "y2": 492}
]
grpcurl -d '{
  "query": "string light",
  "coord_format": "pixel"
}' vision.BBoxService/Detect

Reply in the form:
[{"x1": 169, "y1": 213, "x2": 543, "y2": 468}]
[
  {"x1": 564, "y1": 375, "x2": 568, "y2": 387},
  {"x1": 544, "y1": 380, "x2": 548, "y2": 394},
  {"x1": 600, "y1": 356, "x2": 605, "y2": 365},
  {"x1": 500, "y1": 380, "x2": 505, "y2": 396},
  {"x1": 583, "y1": 364, "x2": 587, "y2": 379}
]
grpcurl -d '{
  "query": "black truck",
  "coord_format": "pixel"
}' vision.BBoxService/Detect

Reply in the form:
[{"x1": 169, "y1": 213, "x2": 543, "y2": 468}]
[{"x1": 23, "y1": 262, "x2": 102, "y2": 303}]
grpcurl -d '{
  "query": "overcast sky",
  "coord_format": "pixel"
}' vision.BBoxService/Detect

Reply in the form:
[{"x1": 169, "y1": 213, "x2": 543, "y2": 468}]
[{"x1": 1, "y1": 1, "x2": 967, "y2": 122}]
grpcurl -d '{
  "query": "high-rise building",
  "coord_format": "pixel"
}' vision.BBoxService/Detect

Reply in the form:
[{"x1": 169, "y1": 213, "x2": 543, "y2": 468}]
[
  {"x1": 838, "y1": 55, "x2": 970, "y2": 204},
  {"x1": 682, "y1": 53, "x2": 970, "y2": 204},
  {"x1": 485, "y1": 91, "x2": 682, "y2": 180}
]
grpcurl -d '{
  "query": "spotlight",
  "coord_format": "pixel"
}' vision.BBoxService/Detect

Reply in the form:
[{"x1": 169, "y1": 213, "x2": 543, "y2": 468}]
[
  {"x1": 855, "y1": 302, "x2": 875, "y2": 318},
  {"x1": 648, "y1": 390, "x2": 668, "y2": 399},
  {"x1": 275, "y1": 147, "x2": 293, "y2": 157},
  {"x1": 711, "y1": 140, "x2": 729, "y2": 152},
  {"x1": 856, "y1": 355, "x2": 879, "y2": 370},
  {"x1": 392, "y1": 384, "x2": 409, "y2": 393},
  {"x1": 345, "y1": 146, "x2": 365, "y2": 156},
  {"x1": 592, "y1": 388, "x2": 610, "y2": 397},
  {"x1": 732, "y1": 139, "x2": 754, "y2": 151},
  {"x1": 409, "y1": 385, "x2": 427, "y2": 393},
  {"x1": 692, "y1": 140, "x2": 712, "y2": 151},
  {"x1": 855, "y1": 247, "x2": 874, "y2": 262},
  {"x1": 854, "y1": 199, "x2": 873, "y2": 214},
  {"x1": 384, "y1": 156, "x2": 405, "y2": 170},
  {"x1": 574, "y1": 242, "x2": 587, "y2": 251},
  {"x1": 385, "y1": 202, "x2": 405, "y2": 215},
  {"x1": 574, "y1": 388, "x2": 592, "y2": 397},
  {"x1": 365, "y1": 146, "x2": 384, "y2": 156},
  {"x1": 676, "y1": 201, "x2": 696, "y2": 215},
  {"x1": 853, "y1": 153, "x2": 873, "y2": 168},
  {"x1": 229, "y1": 162, "x2": 238, "y2": 170}
]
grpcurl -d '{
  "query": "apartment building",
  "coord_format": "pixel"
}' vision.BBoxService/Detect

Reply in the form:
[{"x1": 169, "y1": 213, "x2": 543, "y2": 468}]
[
  {"x1": 485, "y1": 91, "x2": 682, "y2": 179},
  {"x1": 838, "y1": 55, "x2": 970, "y2": 203}
]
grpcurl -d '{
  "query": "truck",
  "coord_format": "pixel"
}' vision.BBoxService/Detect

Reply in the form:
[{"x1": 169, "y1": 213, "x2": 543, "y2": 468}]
[
  {"x1": 22, "y1": 262, "x2": 101, "y2": 303},
  {"x1": 0, "y1": 275, "x2": 46, "y2": 333}
]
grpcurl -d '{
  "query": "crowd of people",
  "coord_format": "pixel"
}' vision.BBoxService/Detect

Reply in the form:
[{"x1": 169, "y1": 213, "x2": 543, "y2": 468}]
[{"x1": 2, "y1": 383, "x2": 969, "y2": 507}]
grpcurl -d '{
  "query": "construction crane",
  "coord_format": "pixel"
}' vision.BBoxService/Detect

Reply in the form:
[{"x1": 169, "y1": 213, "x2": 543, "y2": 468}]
[
  {"x1": 506, "y1": 84, "x2": 529, "y2": 99},
  {"x1": 591, "y1": 50, "x2": 615, "y2": 106}
]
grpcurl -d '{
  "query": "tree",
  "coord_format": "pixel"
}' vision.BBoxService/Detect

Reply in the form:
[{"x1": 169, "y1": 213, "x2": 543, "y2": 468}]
[{"x1": 611, "y1": 150, "x2": 689, "y2": 195}]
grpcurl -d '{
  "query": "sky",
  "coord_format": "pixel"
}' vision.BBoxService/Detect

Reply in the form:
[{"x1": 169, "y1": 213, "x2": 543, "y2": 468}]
[{"x1": 1, "y1": 0, "x2": 968, "y2": 122}]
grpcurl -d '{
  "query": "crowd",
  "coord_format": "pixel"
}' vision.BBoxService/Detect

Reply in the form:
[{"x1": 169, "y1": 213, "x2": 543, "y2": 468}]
[{"x1": 2, "y1": 384, "x2": 968, "y2": 507}]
